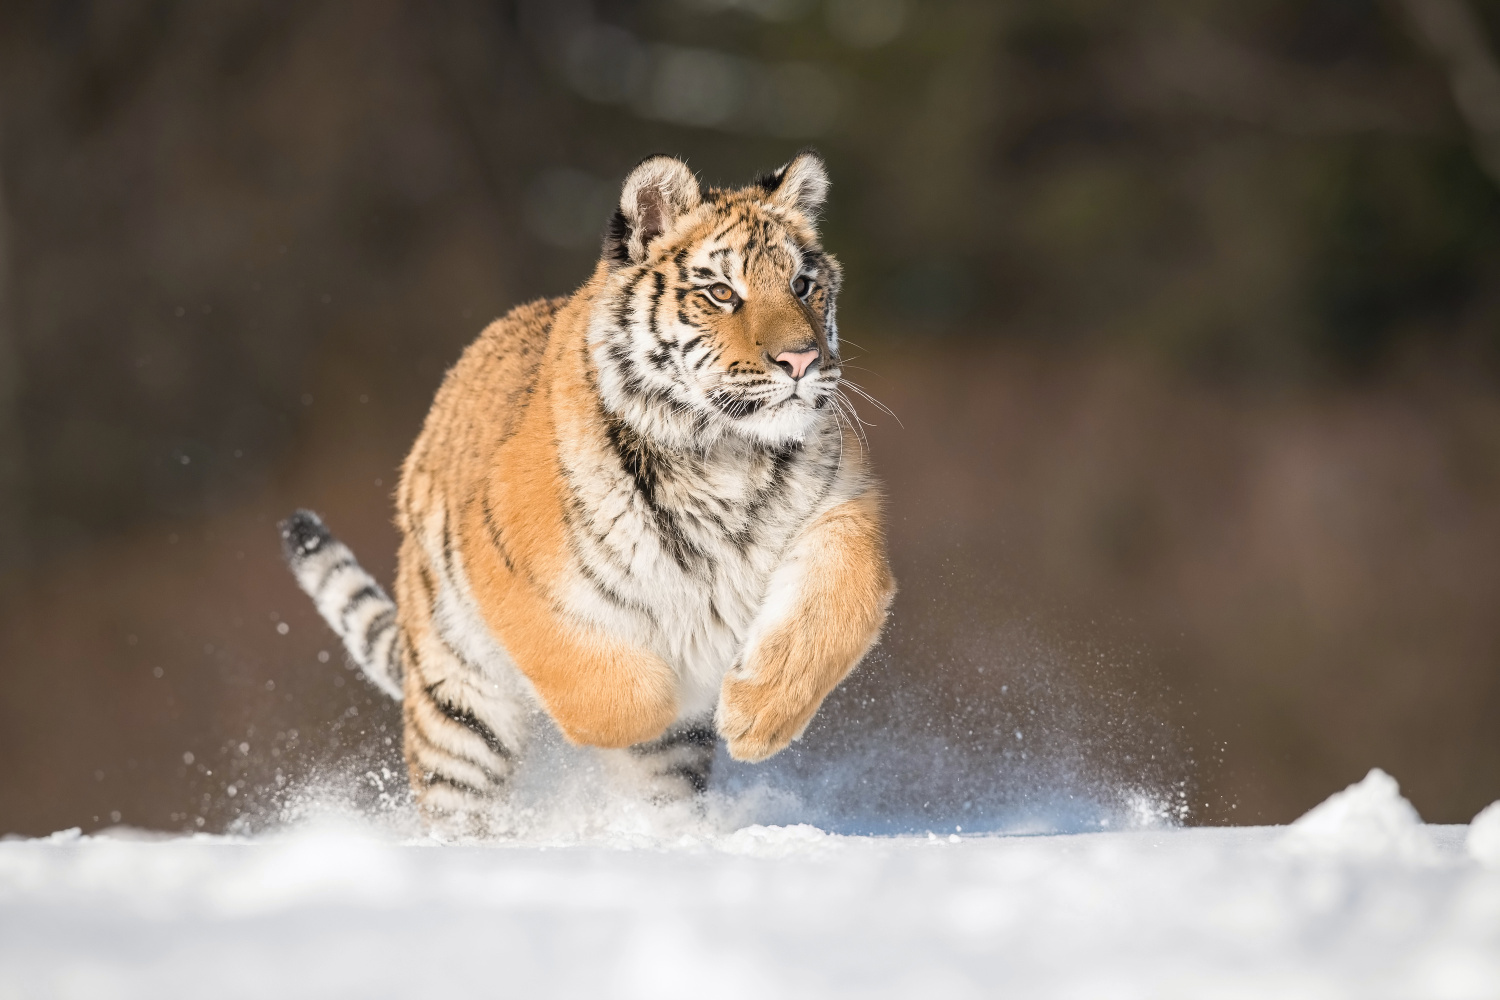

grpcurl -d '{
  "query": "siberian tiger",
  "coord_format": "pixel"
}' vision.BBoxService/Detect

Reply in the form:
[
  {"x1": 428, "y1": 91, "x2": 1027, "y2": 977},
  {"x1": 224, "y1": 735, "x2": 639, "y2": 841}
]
[{"x1": 281, "y1": 151, "x2": 895, "y2": 830}]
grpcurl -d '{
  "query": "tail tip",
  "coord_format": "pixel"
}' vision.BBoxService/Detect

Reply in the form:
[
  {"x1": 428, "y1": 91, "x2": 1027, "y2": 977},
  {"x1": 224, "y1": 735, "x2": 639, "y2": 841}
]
[{"x1": 279, "y1": 509, "x2": 332, "y2": 561}]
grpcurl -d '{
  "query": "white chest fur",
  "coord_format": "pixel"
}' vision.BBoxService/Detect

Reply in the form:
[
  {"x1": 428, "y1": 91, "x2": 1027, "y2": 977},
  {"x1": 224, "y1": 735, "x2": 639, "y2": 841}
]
[{"x1": 559, "y1": 420, "x2": 848, "y2": 719}]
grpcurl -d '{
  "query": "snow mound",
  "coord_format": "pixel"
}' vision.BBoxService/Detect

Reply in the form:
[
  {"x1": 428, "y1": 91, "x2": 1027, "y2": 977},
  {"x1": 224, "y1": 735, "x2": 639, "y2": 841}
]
[
  {"x1": 1467, "y1": 801, "x2": 1500, "y2": 867},
  {"x1": 1, "y1": 816, "x2": 1494, "y2": 999},
  {"x1": 720, "y1": 823, "x2": 836, "y2": 857},
  {"x1": 1279, "y1": 768, "x2": 1438, "y2": 863}
]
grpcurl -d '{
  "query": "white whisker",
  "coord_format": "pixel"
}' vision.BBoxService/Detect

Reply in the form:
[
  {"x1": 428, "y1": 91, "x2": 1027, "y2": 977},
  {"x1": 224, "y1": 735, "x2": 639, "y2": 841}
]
[{"x1": 837, "y1": 378, "x2": 903, "y2": 428}]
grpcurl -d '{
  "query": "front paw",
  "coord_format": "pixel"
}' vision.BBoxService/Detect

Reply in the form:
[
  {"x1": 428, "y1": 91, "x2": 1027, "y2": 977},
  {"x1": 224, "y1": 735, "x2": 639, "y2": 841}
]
[{"x1": 716, "y1": 669, "x2": 819, "y2": 763}]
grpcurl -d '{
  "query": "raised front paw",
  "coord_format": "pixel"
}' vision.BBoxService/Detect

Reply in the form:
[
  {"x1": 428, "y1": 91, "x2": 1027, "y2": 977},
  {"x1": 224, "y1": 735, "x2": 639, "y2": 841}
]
[{"x1": 716, "y1": 666, "x2": 822, "y2": 763}]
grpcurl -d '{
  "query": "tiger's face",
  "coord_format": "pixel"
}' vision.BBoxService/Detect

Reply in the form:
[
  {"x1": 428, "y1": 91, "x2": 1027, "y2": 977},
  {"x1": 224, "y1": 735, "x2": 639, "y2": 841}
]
[{"x1": 590, "y1": 153, "x2": 844, "y2": 450}]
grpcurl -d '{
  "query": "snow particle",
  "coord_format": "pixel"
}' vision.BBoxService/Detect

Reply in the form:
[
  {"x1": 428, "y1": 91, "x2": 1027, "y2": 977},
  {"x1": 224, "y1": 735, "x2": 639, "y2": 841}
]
[
  {"x1": 182, "y1": 752, "x2": 194, "y2": 765},
  {"x1": 276, "y1": 622, "x2": 290, "y2": 635}
]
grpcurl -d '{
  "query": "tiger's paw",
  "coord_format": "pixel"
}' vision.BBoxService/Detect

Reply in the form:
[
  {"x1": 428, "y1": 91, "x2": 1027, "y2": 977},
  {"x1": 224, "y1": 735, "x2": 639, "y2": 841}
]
[{"x1": 716, "y1": 667, "x2": 819, "y2": 763}]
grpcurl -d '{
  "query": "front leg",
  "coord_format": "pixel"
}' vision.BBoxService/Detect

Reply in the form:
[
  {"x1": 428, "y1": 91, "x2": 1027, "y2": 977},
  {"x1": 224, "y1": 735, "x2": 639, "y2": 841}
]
[{"x1": 718, "y1": 492, "x2": 896, "y2": 762}]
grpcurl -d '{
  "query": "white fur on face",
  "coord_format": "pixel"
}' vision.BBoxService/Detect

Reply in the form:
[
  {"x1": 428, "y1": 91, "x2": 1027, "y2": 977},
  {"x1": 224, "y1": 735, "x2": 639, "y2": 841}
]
[{"x1": 591, "y1": 210, "x2": 842, "y2": 452}]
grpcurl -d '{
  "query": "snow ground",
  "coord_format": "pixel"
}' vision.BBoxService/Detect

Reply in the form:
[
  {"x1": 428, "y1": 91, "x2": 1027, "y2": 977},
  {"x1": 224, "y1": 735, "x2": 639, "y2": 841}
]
[{"x1": 2, "y1": 770, "x2": 1499, "y2": 999}]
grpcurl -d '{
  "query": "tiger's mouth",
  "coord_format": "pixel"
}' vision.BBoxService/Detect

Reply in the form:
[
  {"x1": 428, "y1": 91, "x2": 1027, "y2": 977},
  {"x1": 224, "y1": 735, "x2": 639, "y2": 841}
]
[
  {"x1": 708, "y1": 392, "x2": 769, "y2": 420},
  {"x1": 706, "y1": 382, "x2": 831, "y2": 421}
]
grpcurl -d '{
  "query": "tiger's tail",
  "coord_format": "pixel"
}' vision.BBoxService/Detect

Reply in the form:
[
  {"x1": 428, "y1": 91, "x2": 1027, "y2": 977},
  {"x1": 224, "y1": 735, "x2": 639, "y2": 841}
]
[{"x1": 279, "y1": 509, "x2": 404, "y2": 701}]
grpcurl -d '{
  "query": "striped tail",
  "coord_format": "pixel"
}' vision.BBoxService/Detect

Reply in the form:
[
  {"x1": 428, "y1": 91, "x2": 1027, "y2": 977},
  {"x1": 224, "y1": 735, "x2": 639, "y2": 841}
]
[{"x1": 279, "y1": 509, "x2": 404, "y2": 700}]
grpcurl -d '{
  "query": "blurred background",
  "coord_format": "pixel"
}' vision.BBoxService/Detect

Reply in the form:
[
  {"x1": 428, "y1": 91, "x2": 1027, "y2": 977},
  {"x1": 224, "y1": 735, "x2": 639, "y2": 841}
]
[{"x1": 2, "y1": 0, "x2": 1499, "y2": 836}]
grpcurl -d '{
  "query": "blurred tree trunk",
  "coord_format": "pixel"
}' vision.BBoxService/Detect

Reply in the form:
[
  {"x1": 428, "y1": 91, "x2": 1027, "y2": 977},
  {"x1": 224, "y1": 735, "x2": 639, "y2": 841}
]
[
  {"x1": 0, "y1": 125, "x2": 26, "y2": 575},
  {"x1": 1399, "y1": 0, "x2": 1500, "y2": 187}
]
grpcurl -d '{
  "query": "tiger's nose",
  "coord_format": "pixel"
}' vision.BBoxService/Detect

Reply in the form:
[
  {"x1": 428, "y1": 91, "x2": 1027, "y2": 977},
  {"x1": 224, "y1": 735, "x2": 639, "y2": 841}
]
[{"x1": 773, "y1": 348, "x2": 820, "y2": 380}]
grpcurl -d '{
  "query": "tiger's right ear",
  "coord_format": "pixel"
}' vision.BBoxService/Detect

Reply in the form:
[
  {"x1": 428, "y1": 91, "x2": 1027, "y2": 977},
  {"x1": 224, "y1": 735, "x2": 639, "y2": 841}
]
[{"x1": 604, "y1": 156, "x2": 702, "y2": 266}]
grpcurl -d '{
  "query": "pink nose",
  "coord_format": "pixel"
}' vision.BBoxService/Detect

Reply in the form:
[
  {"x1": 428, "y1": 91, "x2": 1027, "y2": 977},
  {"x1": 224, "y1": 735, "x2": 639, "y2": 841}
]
[{"x1": 775, "y1": 349, "x2": 820, "y2": 380}]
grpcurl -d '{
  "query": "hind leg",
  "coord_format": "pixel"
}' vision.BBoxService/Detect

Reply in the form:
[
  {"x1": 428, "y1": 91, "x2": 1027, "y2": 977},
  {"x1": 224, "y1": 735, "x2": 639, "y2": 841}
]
[
  {"x1": 398, "y1": 541, "x2": 531, "y2": 834},
  {"x1": 601, "y1": 718, "x2": 717, "y2": 803}
]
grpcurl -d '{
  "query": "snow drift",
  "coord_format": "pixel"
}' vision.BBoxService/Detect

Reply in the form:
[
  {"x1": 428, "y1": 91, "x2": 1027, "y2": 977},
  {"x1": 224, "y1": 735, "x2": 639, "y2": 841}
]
[{"x1": 2, "y1": 769, "x2": 1498, "y2": 999}]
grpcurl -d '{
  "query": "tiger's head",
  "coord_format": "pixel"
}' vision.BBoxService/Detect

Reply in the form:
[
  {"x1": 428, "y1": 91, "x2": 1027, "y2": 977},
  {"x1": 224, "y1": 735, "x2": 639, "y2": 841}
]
[{"x1": 589, "y1": 152, "x2": 844, "y2": 451}]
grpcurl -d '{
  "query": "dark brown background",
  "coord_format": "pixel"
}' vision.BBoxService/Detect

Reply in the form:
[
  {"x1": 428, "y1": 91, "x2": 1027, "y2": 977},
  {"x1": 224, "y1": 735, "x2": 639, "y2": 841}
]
[{"x1": 2, "y1": 0, "x2": 1498, "y2": 835}]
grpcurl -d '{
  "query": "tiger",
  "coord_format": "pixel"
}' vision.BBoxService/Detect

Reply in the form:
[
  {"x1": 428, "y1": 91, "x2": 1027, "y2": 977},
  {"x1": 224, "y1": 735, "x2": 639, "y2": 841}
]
[{"x1": 281, "y1": 151, "x2": 895, "y2": 831}]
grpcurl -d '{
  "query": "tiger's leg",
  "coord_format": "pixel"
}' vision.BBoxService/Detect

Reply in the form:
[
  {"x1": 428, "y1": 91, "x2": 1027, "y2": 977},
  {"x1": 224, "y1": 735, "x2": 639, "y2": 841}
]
[
  {"x1": 717, "y1": 492, "x2": 895, "y2": 762},
  {"x1": 600, "y1": 719, "x2": 717, "y2": 803},
  {"x1": 397, "y1": 538, "x2": 531, "y2": 834}
]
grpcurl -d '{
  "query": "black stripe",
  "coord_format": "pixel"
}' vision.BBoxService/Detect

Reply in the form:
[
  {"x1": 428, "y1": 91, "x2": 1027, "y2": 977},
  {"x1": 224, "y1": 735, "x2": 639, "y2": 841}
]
[
  {"x1": 408, "y1": 718, "x2": 502, "y2": 786},
  {"x1": 369, "y1": 624, "x2": 402, "y2": 687},
  {"x1": 603, "y1": 208, "x2": 632, "y2": 266},
  {"x1": 439, "y1": 514, "x2": 457, "y2": 577},
  {"x1": 709, "y1": 392, "x2": 764, "y2": 419},
  {"x1": 668, "y1": 763, "x2": 710, "y2": 794},
  {"x1": 426, "y1": 684, "x2": 512, "y2": 761},
  {"x1": 633, "y1": 725, "x2": 716, "y2": 754},
  {"x1": 422, "y1": 771, "x2": 490, "y2": 799},
  {"x1": 339, "y1": 584, "x2": 383, "y2": 623},
  {"x1": 613, "y1": 268, "x2": 649, "y2": 330},
  {"x1": 648, "y1": 270, "x2": 667, "y2": 340},
  {"x1": 601, "y1": 409, "x2": 705, "y2": 572},
  {"x1": 479, "y1": 492, "x2": 515, "y2": 573},
  {"x1": 400, "y1": 631, "x2": 420, "y2": 685},
  {"x1": 310, "y1": 555, "x2": 357, "y2": 596},
  {"x1": 415, "y1": 562, "x2": 437, "y2": 605},
  {"x1": 360, "y1": 608, "x2": 396, "y2": 662},
  {"x1": 574, "y1": 555, "x2": 659, "y2": 626}
]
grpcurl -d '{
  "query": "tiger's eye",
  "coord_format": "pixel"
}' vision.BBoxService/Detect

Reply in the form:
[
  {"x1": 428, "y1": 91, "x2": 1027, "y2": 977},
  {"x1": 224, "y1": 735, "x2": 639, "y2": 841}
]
[
  {"x1": 707, "y1": 283, "x2": 736, "y2": 303},
  {"x1": 791, "y1": 275, "x2": 812, "y2": 298}
]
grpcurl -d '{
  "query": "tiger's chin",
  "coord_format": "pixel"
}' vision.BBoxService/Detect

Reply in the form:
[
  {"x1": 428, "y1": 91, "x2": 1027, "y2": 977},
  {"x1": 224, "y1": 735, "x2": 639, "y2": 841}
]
[{"x1": 721, "y1": 393, "x2": 832, "y2": 449}]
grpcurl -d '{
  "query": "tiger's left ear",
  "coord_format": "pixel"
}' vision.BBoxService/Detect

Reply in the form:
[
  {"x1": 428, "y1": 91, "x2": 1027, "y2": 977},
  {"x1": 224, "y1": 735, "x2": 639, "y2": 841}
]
[
  {"x1": 606, "y1": 155, "x2": 702, "y2": 266},
  {"x1": 759, "y1": 150, "x2": 830, "y2": 217}
]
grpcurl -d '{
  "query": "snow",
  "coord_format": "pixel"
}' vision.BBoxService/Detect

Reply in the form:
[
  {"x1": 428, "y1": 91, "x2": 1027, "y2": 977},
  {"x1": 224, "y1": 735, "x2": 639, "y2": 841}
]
[
  {"x1": 1279, "y1": 768, "x2": 1440, "y2": 863},
  {"x1": 1470, "y1": 802, "x2": 1500, "y2": 868},
  {"x1": 3, "y1": 771, "x2": 1500, "y2": 999}
]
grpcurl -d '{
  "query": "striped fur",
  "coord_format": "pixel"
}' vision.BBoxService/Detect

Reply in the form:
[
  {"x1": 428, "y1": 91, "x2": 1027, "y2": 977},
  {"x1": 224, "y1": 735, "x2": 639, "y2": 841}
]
[
  {"x1": 280, "y1": 511, "x2": 402, "y2": 699},
  {"x1": 282, "y1": 152, "x2": 895, "y2": 830}
]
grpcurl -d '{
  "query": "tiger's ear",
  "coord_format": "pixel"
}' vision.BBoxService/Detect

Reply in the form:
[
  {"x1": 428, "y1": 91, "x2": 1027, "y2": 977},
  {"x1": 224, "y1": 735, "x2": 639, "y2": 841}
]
[
  {"x1": 758, "y1": 150, "x2": 830, "y2": 217},
  {"x1": 606, "y1": 155, "x2": 702, "y2": 266}
]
